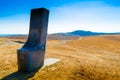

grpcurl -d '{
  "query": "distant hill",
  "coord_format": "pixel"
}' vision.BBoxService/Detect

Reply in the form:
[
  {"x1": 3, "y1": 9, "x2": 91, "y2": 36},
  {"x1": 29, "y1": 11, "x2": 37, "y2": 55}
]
[
  {"x1": 0, "y1": 34, "x2": 26, "y2": 37},
  {"x1": 54, "y1": 30, "x2": 120, "y2": 36},
  {"x1": 0, "y1": 34, "x2": 79, "y2": 40},
  {"x1": 0, "y1": 30, "x2": 120, "y2": 40}
]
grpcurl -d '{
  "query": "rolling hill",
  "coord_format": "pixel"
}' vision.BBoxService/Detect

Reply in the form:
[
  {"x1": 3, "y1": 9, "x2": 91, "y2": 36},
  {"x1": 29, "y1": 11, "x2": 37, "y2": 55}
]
[
  {"x1": 0, "y1": 30, "x2": 120, "y2": 40},
  {"x1": 55, "y1": 30, "x2": 120, "y2": 36},
  {"x1": 0, "y1": 34, "x2": 120, "y2": 80}
]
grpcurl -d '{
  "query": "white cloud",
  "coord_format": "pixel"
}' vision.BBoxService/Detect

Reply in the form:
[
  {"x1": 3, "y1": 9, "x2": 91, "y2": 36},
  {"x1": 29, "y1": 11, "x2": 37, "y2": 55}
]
[
  {"x1": 48, "y1": 1, "x2": 120, "y2": 33},
  {"x1": 0, "y1": 1, "x2": 120, "y2": 34}
]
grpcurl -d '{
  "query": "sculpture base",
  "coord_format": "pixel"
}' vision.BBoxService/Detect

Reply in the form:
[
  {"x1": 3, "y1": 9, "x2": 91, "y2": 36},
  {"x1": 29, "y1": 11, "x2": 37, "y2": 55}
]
[{"x1": 17, "y1": 49, "x2": 45, "y2": 72}]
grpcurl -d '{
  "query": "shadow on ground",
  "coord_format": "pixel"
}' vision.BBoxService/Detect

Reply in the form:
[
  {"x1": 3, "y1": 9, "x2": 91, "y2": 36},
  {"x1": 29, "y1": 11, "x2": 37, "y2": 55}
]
[
  {"x1": 14, "y1": 41, "x2": 25, "y2": 44},
  {"x1": 1, "y1": 69, "x2": 39, "y2": 80}
]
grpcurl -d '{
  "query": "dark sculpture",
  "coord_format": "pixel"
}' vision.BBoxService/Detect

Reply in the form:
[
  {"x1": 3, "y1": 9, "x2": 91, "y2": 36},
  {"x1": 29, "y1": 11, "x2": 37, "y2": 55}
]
[{"x1": 17, "y1": 8, "x2": 49, "y2": 72}]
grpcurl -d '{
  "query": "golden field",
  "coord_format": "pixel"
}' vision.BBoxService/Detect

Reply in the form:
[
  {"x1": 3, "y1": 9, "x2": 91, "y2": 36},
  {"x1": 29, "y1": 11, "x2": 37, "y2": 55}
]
[{"x1": 0, "y1": 35, "x2": 120, "y2": 80}]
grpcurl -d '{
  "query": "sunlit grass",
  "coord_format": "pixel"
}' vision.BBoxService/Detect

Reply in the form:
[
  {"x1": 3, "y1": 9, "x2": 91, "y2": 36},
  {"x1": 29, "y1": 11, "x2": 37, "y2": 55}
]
[{"x1": 0, "y1": 35, "x2": 120, "y2": 80}]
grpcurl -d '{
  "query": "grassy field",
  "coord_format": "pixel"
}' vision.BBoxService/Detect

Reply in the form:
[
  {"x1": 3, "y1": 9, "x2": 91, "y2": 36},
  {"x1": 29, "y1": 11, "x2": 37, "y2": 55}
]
[{"x1": 0, "y1": 35, "x2": 120, "y2": 80}]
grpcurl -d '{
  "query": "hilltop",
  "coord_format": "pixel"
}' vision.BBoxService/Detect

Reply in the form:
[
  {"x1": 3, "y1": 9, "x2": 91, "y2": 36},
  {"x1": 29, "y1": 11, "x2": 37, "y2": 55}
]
[
  {"x1": 0, "y1": 34, "x2": 120, "y2": 80},
  {"x1": 0, "y1": 30, "x2": 120, "y2": 40},
  {"x1": 55, "y1": 30, "x2": 120, "y2": 36}
]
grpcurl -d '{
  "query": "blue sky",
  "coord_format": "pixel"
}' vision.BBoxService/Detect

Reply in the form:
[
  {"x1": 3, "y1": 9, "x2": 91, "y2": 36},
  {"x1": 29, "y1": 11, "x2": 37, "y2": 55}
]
[{"x1": 0, "y1": 0, "x2": 120, "y2": 34}]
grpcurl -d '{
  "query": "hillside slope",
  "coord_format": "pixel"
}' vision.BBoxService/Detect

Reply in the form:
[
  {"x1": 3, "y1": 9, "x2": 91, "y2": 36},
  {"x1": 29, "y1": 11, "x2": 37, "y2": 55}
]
[
  {"x1": 55, "y1": 30, "x2": 120, "y2": 36},
  {"x1": 0, "y1": 35, "x2": 120, "y2": 80}
]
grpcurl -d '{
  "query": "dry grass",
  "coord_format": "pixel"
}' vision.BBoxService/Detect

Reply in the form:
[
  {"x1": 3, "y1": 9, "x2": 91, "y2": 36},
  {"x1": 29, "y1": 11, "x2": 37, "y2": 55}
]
[{"x1": 0, "y1": 35, "x2": 120, "y2": 80}]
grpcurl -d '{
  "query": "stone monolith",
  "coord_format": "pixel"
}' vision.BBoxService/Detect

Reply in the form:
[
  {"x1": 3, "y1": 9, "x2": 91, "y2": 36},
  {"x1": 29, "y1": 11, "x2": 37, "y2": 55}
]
[{"x1": 17, "y1": 8, "x2": 49, "y2": 72}]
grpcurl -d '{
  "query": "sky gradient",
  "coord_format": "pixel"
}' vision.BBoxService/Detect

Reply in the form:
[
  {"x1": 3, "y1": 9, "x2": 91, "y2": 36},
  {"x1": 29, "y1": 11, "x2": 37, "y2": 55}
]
[{"x1": 0, "y1": 0, "x2": 120, "y2": 34}]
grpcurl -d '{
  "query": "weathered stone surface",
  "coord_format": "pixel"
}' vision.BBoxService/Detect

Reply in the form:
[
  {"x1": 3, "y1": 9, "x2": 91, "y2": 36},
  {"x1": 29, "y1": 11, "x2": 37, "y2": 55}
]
[{"x1": 17, "y1": 8, "x2": 49, "y2": 72}]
